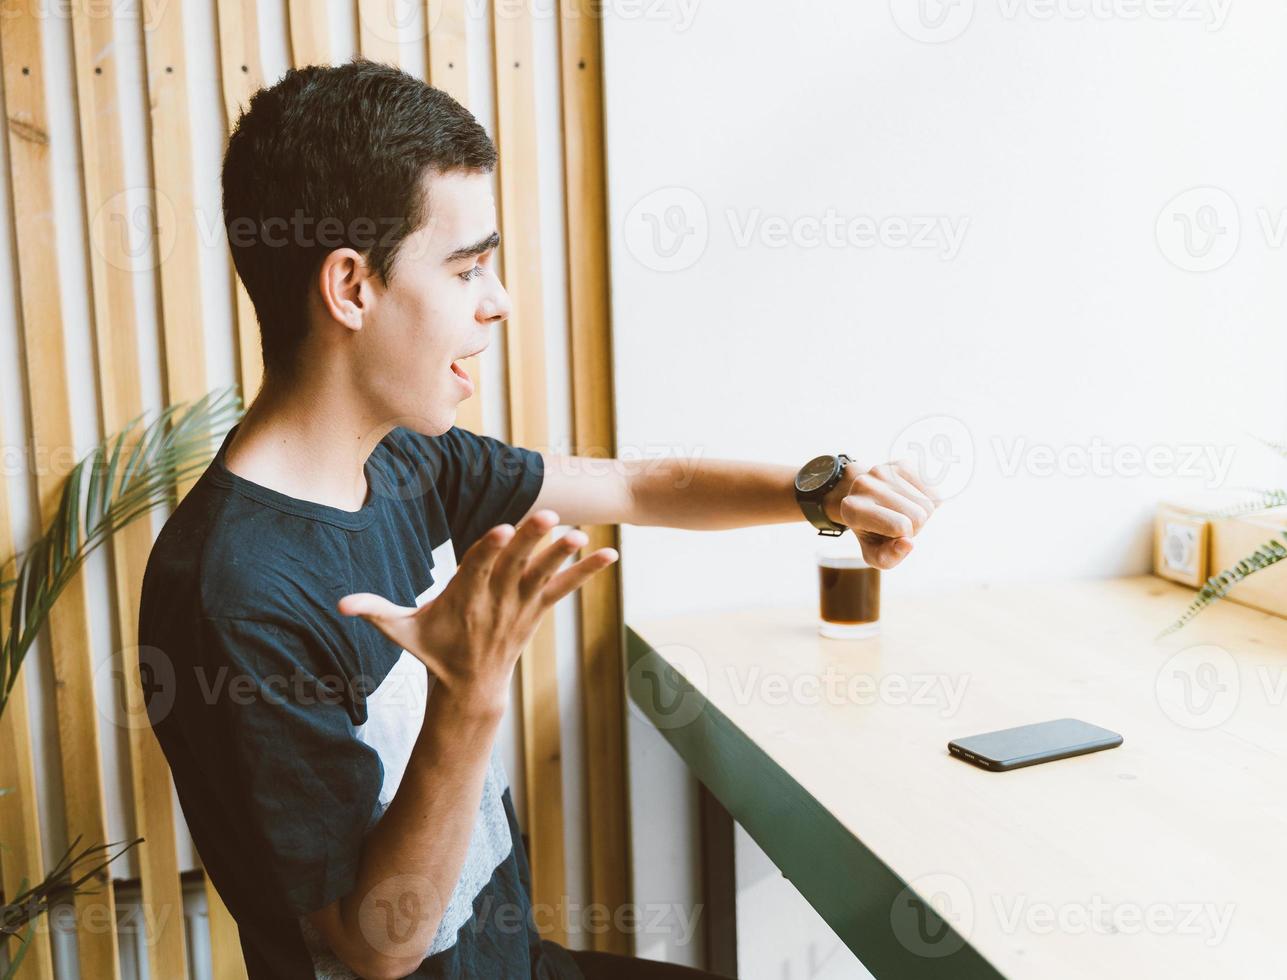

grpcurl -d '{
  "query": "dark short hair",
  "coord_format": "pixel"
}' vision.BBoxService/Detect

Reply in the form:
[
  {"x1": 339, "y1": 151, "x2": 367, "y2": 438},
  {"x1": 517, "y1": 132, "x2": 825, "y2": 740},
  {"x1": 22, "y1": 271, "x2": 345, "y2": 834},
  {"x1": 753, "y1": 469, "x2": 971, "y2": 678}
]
[{"x1": 221, "y1": 58, "x2": 497, "y2": 383}]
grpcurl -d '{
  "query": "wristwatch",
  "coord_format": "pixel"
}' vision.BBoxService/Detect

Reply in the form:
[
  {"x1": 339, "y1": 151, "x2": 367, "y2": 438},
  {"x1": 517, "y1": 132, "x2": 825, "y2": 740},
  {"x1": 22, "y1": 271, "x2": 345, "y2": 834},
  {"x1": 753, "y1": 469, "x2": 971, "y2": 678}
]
[{"x1": 794, "y1": 453, "x2": 854, "y2": 536}]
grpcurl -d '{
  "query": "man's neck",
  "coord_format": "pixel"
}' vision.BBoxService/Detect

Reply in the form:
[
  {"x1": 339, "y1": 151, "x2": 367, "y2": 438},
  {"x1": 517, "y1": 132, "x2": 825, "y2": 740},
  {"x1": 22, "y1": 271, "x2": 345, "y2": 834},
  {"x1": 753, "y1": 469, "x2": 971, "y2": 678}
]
[{"x1": 224, "y1": 374, "x2": 393, "y2": 513}]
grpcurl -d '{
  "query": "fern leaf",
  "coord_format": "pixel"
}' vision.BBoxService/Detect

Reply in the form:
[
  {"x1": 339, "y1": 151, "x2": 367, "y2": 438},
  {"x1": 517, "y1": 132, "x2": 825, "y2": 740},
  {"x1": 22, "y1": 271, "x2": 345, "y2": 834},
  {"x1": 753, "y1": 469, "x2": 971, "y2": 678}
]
[
  {"x1": 1254, "y1": 435, "x2": 1287, "y2": 461},
  {"x1": 1160, "y1": 532, "x2": 1287, "y2": 636},
  {"x1": 0, "y1": 386, "x2": 242, "y2": 710},
  {"x1": 1204, "y1": 489, "x2": 1287, "y2": 519}
]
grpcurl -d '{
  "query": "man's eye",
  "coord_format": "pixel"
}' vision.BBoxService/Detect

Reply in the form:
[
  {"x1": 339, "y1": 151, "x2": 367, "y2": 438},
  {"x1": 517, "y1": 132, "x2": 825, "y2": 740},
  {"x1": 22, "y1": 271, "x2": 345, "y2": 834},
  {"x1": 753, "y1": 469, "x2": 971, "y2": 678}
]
[{"x1": 458, "y1": 265, "x2": 484, "y2": 282}]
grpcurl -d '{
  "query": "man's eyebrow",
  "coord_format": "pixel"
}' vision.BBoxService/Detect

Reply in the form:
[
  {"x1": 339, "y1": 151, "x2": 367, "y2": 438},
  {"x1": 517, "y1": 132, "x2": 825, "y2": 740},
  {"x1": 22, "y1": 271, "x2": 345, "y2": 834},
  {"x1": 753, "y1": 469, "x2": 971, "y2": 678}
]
[{"x1": 444, "y1": 231, "x2": 501, "y2": 264}]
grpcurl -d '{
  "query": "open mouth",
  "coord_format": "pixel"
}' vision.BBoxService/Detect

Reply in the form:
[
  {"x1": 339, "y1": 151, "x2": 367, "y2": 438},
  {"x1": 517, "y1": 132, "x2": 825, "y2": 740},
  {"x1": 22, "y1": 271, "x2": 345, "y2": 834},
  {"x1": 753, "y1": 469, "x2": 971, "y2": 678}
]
[
  {"x1": 450, "y1": 345, "x2": 486, "y2": 394},
  {"x1": 449, "y1": 359, "x2": 473, "y2": 395}
]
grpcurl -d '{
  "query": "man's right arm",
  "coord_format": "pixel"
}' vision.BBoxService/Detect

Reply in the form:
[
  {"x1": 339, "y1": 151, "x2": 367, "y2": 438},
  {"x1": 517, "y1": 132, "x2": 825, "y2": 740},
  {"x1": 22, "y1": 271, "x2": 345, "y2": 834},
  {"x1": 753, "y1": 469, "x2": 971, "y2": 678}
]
[
  {"x1": 308, "y1": 509, "x2": 618, "y2": 979},
  {"x1": 306, "y1": 686, "x2": 504, "y2": 979}
]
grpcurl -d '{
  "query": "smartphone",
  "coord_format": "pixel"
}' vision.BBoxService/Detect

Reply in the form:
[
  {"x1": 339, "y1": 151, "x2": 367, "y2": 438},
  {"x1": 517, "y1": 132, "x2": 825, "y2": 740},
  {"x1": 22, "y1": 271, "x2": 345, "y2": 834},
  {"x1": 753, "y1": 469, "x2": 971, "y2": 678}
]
[{"x1": 948, "y1": 718, "x2": 1123, "y2": 772}]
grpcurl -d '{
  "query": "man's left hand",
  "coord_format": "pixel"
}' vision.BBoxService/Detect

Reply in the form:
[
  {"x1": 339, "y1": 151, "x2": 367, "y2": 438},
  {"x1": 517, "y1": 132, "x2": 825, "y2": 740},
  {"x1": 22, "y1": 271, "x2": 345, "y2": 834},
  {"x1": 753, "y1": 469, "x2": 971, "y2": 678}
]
[{"x1": 822, "y1": 459, "x2": 939, "y2": 569}]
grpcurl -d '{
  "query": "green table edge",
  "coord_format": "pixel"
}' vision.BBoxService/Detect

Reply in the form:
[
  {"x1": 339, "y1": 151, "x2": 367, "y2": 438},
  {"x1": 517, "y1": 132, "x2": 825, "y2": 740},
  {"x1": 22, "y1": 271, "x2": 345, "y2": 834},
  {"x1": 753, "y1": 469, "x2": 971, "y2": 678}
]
[{"x1": 625, "y1": 625, "x2": 1008, "y2": 980}]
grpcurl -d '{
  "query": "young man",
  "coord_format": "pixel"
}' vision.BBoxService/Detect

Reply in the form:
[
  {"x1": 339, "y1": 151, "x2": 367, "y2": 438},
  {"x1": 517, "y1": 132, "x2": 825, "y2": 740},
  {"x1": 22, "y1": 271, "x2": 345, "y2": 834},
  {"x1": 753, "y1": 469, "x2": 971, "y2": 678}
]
[{"x1": 139, "y1": 60, "x2": 935, "y2": 979}]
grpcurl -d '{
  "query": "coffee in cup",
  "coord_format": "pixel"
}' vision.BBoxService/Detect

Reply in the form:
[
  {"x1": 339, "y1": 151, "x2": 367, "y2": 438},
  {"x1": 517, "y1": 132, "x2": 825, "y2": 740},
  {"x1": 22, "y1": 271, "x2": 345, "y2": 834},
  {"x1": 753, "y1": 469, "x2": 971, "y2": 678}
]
[{"x1": 817, "y1": 545, "x2": 880, "y2": 639}]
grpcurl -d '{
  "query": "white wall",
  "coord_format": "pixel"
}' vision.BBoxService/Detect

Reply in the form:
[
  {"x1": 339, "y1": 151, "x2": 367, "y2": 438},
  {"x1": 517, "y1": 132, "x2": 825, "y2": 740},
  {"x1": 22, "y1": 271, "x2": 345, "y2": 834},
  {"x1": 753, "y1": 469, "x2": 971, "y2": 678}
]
[{"x1": 603, "y1": 2, "x2": 1287, "y2": 975}]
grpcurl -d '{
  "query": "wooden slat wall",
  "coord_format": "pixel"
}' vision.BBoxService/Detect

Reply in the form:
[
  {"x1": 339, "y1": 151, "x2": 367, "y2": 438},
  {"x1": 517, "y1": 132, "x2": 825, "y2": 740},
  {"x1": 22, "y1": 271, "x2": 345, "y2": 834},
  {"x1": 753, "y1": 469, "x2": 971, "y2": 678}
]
[
  {"x1": 215, "y1": 0, "x2": 267, "y2": 405},
  {"x1": 0, "y1": 673, "x2": 53, "y2": 980},
  {"x1": 425, "y1": 0, "x2": 469, "y2": 110},
  {"x1": 58, "y1": 5, "x2": 246, "y2": 980},
  {"x1": 357, "y1": 0, "x2": 405, "y2": 67},
  {"x1": 131, "y1": 3, "x2": 203, "y2": 976},
  {"x1": 72, "y1": 2, "x2": 211, "y2": 974},
  {"x1": 556, "y1": 0, "x2": 633, "y2": 954},
  {"x1": 71, "y1": 9, "x2": 179, "y2": 980},
  {"x1": 0, "y1": 2, "x2": 631, "y2": 974},
  {"x1": 0, "y1": 13, "x2": 58, "y2": 979},
  {"x1": 491, "y1": 2, "x2": 569, "y2": 943},
  {"x1": 0, "y1": 472, "x2": 52, "y2": 980},
  {"x1": 425, "y1": 0, "x2": 485, "y2": 455},
  {"x1": 210, "y1": 4, "x2": 270, "y2": 976},
  {"x1": 289, "y1": 0, "x2": 334, "y2": 68},
  {"x1": 4, "y1": 5, "x2": 123, "y2": 978},
  {"x1": 145, "y1": 1, "x2": 208, "y2": 420}
]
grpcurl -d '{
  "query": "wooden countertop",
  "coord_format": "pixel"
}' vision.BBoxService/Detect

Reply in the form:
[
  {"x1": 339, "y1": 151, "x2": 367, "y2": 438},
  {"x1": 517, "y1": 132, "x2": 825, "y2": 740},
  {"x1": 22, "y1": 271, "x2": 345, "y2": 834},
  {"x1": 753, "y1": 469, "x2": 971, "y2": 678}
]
[{"x1": 626, "y1": 576, "x2": 1287, "y2": 979}]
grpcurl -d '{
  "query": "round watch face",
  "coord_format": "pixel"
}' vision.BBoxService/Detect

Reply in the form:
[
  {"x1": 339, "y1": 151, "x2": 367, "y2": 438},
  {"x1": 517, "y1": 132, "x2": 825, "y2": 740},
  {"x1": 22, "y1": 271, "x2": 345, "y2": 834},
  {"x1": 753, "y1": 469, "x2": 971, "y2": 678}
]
[{"x1": 795, "y1": 454, "x2": 838, "y2": 493}]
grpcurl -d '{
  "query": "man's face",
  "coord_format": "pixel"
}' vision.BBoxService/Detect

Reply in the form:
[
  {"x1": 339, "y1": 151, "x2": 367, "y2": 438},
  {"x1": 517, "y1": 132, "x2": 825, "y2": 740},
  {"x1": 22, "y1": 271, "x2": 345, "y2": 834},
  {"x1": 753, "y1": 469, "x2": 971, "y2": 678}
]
[{"x1": 355, "y1": 169, "x2": 509, "y2": 435}]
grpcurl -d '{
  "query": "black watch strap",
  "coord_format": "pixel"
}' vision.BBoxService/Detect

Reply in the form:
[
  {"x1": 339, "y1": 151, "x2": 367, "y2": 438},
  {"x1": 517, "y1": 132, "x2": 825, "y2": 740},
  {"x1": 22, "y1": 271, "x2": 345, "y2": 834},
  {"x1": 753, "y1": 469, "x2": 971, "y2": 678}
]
[
  {"x1": 801, "y1": 496, "x2": 847, "y2": 536},
  {"x1": 797, "y1": 453, "x2": 853, "y2": 536}
]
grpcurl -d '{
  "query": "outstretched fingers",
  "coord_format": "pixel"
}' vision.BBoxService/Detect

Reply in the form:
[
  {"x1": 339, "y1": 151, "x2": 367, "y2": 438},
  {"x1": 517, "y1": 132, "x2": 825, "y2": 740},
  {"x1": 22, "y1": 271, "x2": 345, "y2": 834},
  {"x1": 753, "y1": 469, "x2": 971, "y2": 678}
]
[
  {"x1": 453, "y1": 522, "x2": 520, "y2": 592},
  {"x1": 489, "y1": 509, "x2": 561, "y2": 596},
  {"x1": 540, "y1": 546, "x2": 620, "y2": 606},
  {"x1": 522, "y1": 528, "x2": 589, "y2": 596}
]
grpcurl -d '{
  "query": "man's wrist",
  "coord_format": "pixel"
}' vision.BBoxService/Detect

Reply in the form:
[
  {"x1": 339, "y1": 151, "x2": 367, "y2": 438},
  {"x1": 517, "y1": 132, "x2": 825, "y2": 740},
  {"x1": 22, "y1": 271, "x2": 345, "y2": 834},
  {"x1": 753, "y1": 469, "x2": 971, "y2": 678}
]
[
  {"x1": 430, "y1": 680, "x2": 509, "y2": 732},
  {"x1": 821, "y1": 461, "x2": 858, "y2": 527}
]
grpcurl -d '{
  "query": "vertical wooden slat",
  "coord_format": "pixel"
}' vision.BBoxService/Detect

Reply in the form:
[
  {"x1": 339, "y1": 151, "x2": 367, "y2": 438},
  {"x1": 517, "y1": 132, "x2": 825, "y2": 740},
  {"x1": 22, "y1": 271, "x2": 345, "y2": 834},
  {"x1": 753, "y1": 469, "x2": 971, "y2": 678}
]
[
  {"x1": 426, "y1": 0, "x2": 468, "y2": 103},
  {"x1": 426, "y1": 0, "x2": 484, "y2": 433},
  {"x1": 131, "y1": 3, "x2": 204, "y2": 974},
  {"x1": 70, "y1": 6, "x2": 146, "y2": 426},
  {"x1": 0, "y1": 453, "x2": 53, "y2": 980},
  {"x1": 491, "y1": 1, "x2": 568, "y2": 943},
  {"x1": 0, "y1": 677, "x2": 54, "y2": 980},
  {"x1": 556, "y1": 0, "x2": 632, "y2": 953},
  {"x1": 202, "y1": 6, "x2": 262, "y2": 976},
  {"x1": 70, "y1": 9, "x2": 161, "y2": 979},
  {"x1": 205, "y1": 891, "x2": 247, "y2": 980},
  {"x1": 0, "y1": 19, "x2": 56, "y2": 978},
  {"x1": 5, "y1": 4, "x2": 122, "y2": 977},
  {"x1": 288, "y1": 0, "x2": 334, "y2": 67},
  {"x1": 357, "y1": 0, "x2": 404, "y2": 67},
  {"x1": 142, "y1": 0, "x2": 207, "y2": 418},
  {"x1": 215, "y1": 0, "x2": 265, "y2": 403}
]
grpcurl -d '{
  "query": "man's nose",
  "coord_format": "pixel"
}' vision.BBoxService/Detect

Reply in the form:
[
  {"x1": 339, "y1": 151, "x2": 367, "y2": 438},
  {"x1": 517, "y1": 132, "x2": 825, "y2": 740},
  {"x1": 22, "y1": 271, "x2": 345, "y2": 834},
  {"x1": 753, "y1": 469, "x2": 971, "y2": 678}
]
[{"x1": 478, "y1": 284, "x2": 512, "y2": 324}]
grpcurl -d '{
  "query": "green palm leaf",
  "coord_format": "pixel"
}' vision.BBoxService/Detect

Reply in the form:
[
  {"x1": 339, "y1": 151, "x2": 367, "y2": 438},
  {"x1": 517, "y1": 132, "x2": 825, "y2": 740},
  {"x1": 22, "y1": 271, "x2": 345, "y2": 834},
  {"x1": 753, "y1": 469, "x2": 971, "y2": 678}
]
[
  {"x1": 2, "y1": 922, "x2": 34, "y2": 980},
  {"x1": 1204, "y1": 489, "x2": 1287, "y2": 519},
  {"x1": 1254, "y1": 435, "x2": 1287, "y2": 461},
  {"x1": 1159, "y1": 531, "x2": 1287, "y2": 636},
  {"x1": 0, "y1": 836, "x2": 142, "y2": 943},
  {"x1": 0, "y1": 385, "x2": 243, "y2": 715}
]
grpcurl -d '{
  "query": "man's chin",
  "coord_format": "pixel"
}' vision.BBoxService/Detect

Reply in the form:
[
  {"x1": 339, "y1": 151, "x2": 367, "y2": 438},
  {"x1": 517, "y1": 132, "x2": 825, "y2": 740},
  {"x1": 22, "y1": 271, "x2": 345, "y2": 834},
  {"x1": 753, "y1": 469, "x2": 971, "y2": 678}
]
[{"x1": 384, "y1": 404, "x2": 457, "y2": 439}]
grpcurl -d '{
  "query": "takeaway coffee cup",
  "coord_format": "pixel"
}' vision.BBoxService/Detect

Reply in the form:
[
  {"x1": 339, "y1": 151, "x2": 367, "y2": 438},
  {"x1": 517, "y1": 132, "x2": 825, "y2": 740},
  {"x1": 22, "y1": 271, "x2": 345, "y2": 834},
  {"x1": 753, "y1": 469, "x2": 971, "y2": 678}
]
[{"x1": 817, "y1": 542, "x2": 880, "y2": 639}]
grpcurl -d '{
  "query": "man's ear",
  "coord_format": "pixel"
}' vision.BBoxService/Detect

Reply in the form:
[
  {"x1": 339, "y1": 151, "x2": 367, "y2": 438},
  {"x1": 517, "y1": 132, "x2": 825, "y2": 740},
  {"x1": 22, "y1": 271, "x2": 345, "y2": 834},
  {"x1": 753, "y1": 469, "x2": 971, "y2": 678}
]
[{"x1": 317, "y1": 247, "x2": 376, "y2": 331}]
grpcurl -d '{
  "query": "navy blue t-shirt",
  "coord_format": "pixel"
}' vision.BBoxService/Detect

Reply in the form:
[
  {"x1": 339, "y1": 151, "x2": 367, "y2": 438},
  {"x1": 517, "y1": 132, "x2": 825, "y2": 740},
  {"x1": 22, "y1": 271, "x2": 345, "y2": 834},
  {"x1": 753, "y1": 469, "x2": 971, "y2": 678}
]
[{"x1": 138, "y1": 421, "x2": 582, "y2": 979}]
